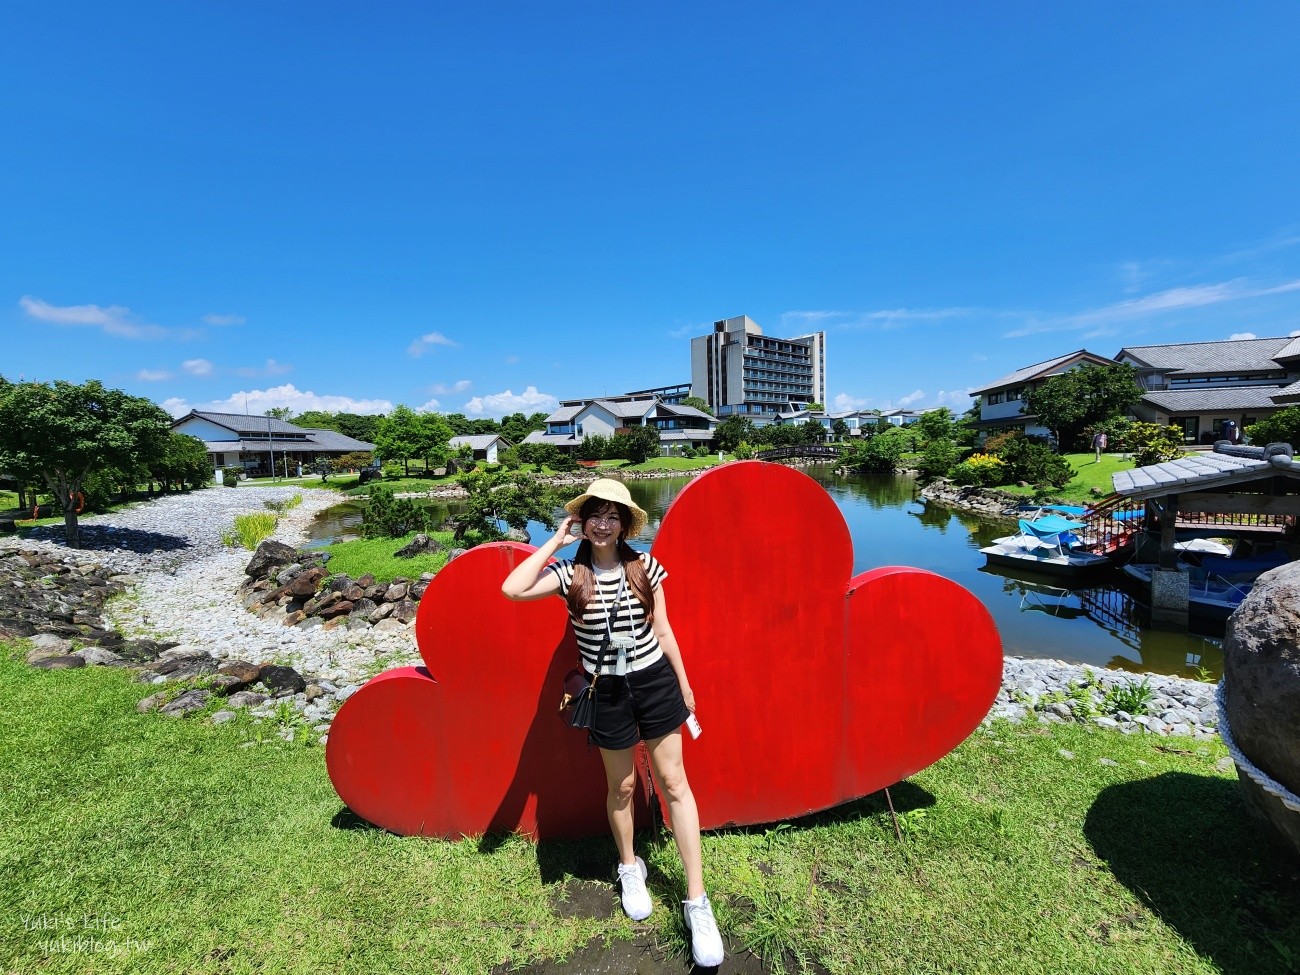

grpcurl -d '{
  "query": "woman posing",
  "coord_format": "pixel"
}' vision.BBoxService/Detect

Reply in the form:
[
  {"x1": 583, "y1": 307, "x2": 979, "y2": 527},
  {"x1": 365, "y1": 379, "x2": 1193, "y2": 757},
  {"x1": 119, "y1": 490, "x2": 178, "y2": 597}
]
[{"x1": 501, "y1": 479, "x2": 723, "y2": 968}]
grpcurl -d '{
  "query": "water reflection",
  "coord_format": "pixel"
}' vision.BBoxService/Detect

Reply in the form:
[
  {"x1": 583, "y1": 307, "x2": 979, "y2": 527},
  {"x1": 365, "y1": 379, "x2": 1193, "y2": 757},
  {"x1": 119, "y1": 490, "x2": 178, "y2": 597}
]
[{"x1": 304, "y1": 465, "x2": 1224, "y2": 678}]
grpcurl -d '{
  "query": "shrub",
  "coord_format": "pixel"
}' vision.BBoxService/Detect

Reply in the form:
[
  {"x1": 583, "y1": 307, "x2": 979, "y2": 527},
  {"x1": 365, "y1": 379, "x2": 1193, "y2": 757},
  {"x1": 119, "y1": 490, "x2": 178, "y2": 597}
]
[
  {"x1": 949, "y1": 454, "x2": 1007, "y2": 487},
  {"x1": 362, "y1": 485, "x2": 434, "y2": 539},
  {"x1": 996, "y1": 437, "x2": 1072, "y2": 488},
  {"x1": 733, "y1": 441, "x2": 756, "y2": 460},
  {"x1": 915, "y1": 438, "x2": 962, "y2": 480},
  {"x1": 1127, "y1": 422, "x2": 1184, "y2": 467},
  {"x1": 497, "y1": 446, "x2": 522, "y2": 470},
  {"x1": 981, "y1": 430, "x2": 1021, "y2": 457},
  {"x1": 1245, "y1": 405, "x2": 1300, "y2": 448},
  {"x1": 576, "y1": 434, "x2": 609, "y2": 462},
  {"x1": 1082, "y1": 417, "x2": 1133, "y2": 453},
  {"x1": 220, "y1": 466, "x2": 244, "y2": 488}
]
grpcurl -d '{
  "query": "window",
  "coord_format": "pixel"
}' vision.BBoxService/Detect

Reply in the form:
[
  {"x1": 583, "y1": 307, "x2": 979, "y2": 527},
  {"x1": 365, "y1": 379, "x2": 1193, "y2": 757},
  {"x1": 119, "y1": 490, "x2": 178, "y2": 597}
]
[{"x1": 986, "y1": 392, "x2": 1004, "y2": 405}]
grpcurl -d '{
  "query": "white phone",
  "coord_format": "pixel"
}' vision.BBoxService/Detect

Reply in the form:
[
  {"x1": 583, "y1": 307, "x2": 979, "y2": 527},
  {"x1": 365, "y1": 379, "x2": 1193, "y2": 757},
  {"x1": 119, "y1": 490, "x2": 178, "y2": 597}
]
[{"x1": 686, "y1": 713, "x2": 702, "y2": 739}]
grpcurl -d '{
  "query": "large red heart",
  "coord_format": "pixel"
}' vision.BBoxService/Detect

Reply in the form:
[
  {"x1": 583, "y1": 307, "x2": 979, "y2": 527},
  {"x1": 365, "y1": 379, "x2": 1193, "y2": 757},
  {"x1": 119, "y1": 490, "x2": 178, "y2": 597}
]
[{"x1": 326, "y1": 461, "x2": 1002, "y2": 837}]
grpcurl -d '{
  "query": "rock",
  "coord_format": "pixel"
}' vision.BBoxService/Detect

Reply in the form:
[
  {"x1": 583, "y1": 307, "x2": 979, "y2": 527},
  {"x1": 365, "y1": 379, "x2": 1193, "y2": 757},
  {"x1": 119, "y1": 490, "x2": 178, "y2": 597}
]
[
  {"x1": 226, "y1": 691, "x2": 269, "y2": 708},
  {"x1": 282, "y1": 611, "x2": 307, "y2": 627},
  {"x1": 1223, "y1": 560, "x2": 1300, "y2": 859},
  {"x1": 260, "y1": 665, "x2": 306, "y2": 696},
  {"x1": 384, "y1": 582, "x2": 409, "y2": 602},
  {"x1": 346, "y1": 617, "x2": 371, "y2": 631},
  {"x1": 328, "y1": 575, "x2": 355, "y2": 594},
  {"x1": 154, "y1": 655, "x2": 218, "y2": 680},
  {"x1": 390, "y1": 599, "x2": 418, "y2": 624},
  {"x1": 295, "y1": 616, "x2": 323, "y2": 631},
  {"x1": 244, "y1": 539, "x2": 298, "y2": 579},
  {"x1": 28, "y1": 633, "x2": 74, "y2": 652},
  {"x1": 161, "y1": 689, "x2": 210, "y2": 716},
  {"x1": 395, "y1": 533, "x2": 444, "y2": 558},
  {"x1": 1098, "y1": 758, "x2": 1119, "y2": 767},
  {"x1": 1058, "y1": 749, "x2": 1076, "y2": 760},
  {"x1": 75, "y1": 647, "x2": 124, "y2": 666},
  {"x1": 303, "y1": 590, "x2": 341, "y2": 615},
  {"x1": 137, "y1": 691, "x2": 169, "y2": 712},
  {"x1": 318, "y1": 600, "x2": 355, "y2": 620},
  {"x1": 304, "y1": 683, "x2": 325, "y2": 702},
  {"x1": 26, "y1": 645, "x2": 71, "y2": 665},
  {"x1": 373, "y1": 618, "x2": 407, "y2": 634},
  {"x1": 285, "y1": 567, "x2": 328, "y2": 598},
  {"x1": 219, "y1": 661, "x2": 263, "y2": 685},
  {"x1": 349, "y1": 598, "x2": 378, "y2": 621},
  {"x1": 208, "y1": 674, "x2": 247, "y2": 695},
  {"x1": 504, "y1": 526, "x2": 530, "y2": 543},
  {"x1": 31, "y1": 655, "x2": 86, "y2": 670},
  {"x1": 210, "y1": 711, "x2": 238, "y2": 725},
  {"x1": 370, "y1": 602, "x2": 395, "y2": 621}
]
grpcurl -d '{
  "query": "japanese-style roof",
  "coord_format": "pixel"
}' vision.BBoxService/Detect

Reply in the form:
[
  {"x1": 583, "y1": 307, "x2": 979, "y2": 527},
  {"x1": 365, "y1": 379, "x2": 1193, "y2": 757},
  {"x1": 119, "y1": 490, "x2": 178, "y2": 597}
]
[
  {"x1": 522, "y1": 430, "x2": 578, "y2": 446},
  {"x1": 1272, "y1": 379, "x2": 1300, "y2": 404},
  {"x1": 1117, "y1": 336, "x2": 1295, "y2": 373},
  {"x1": 546, "y1": 404, "x2": 583, "y2": 422},
  {"x1": 588, "y1": 398, "x2": 655, "y2": 420},
  {"x1": 182, "y1": 410, "x2": 305, "y2": 436},
  {"x1": 655, "y1": 403, "x2": 714, "y2": 422},
  {"x1": 971, "y1": 350, "x2": 1117, "y2": 395},
  {"x1": 449, "y1": 434, "x2": 508, "y2": 450},
  {"x1": 657, "y1": 429, "x2": 714, "y2": 442},
  {"x1": 1275, "y1": 336, "x2": 1300, "y2": 361},
  {"x1": 1112, "y1": 443, "x2": 1298, "y2": 500},
  {"x1": 1139, "y1": 386, "x2": 1288, "y2": 412}
]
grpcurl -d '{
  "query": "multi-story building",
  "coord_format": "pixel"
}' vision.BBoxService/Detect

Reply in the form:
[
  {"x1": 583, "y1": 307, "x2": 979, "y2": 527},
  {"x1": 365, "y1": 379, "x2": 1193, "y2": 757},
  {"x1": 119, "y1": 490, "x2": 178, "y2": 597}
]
[{"x1": 691, "y1": 316, "x2": 826, "y2": 424}]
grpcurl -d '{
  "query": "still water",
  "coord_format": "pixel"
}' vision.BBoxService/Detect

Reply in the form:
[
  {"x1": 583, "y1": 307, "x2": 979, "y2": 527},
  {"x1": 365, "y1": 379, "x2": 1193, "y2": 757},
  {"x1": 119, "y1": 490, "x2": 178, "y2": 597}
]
[{"x1": 304, "y1": 467, "x2": 1223, "y2": 678}]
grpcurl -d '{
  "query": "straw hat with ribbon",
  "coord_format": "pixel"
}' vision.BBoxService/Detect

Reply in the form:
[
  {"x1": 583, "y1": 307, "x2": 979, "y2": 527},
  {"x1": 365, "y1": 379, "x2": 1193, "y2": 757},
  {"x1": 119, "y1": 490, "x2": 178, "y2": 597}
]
[{"x1": 564, "y1": 478, "x2": 649, "y2": 539}]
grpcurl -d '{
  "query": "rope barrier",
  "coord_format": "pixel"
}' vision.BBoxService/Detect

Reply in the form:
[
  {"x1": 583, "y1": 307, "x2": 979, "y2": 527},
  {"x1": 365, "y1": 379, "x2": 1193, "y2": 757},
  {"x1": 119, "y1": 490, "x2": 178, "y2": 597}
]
[{"x1": 1216, "y1": 681, "x2": 1300, "y2": 814}]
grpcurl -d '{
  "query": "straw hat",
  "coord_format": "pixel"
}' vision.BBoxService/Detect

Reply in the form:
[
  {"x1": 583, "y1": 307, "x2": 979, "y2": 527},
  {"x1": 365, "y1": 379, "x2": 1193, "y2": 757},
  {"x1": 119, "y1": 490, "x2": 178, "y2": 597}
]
[{"x1": 564, "y1": 478, "x2": 648, "y2": 539}]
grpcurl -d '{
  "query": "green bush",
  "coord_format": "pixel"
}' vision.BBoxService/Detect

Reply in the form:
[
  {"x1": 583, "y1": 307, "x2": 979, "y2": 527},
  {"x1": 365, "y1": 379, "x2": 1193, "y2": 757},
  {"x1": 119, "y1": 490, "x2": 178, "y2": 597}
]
[
  {"x1": 220, "y1": 466, "x2": 244, "y2": 487},
  {"x1": 576, "y1": 434, "x2": 610, "y2": 461},
  {"x1": 1127, "y1": 422, "x2": 1184, "y2": 466},
  {"x1": 362, "y1": 485, "x2": 434, "y2": 539},
  {"x1": 995, "y1": 437, "x2": 1072, "y2": 488},
  {"x1": 1245, "y1": 405, "x2": 1300, "y2": 448},
  {"x1": 843, "y1": 426, "x2": 912, "y2": 474},
  {"x1": 949, "y1": 454, "x2": 1007, "y2": 487},
  {"x1": 230, "y1": 512, "x2": 278, "y2": 550},
  {"x1": 915, "y1": 438, "x2": 962, "y2": 479},
  {"x1": 1081, "y1": 417, "x2": 1133, "y2": 453}
]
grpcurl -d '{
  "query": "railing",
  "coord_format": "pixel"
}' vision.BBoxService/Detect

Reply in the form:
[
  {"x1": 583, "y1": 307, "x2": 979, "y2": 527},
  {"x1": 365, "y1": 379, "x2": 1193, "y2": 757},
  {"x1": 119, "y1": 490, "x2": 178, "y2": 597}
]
[
  {"x1": 1079, "y1": 492, "x2": 1146, "y2": 556},
  {"x1": 753, "y1": 444, "x2": 845, "y2": 461}
]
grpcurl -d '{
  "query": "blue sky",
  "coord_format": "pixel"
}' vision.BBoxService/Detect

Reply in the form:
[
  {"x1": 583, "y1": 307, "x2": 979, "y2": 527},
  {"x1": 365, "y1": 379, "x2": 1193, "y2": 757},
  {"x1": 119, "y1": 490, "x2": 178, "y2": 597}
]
[{"x1": 3, "y1": 2, "x2": 1299, "y2": 419}]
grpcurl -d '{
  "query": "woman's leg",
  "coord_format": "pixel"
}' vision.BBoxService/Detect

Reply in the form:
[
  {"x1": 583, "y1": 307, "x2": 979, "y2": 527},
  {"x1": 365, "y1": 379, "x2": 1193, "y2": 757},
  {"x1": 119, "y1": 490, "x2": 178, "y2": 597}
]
[
  {"x1": 599, "y1": 746, "x2": 639, "y2": 864},
  {"x1": 646, "y1": 731, "x2": 705, "y2": 899}
]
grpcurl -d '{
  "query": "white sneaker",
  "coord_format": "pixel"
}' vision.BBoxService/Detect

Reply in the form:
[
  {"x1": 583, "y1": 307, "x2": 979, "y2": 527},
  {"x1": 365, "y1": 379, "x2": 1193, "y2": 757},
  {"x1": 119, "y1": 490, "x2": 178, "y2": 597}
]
[
  {"x1": 616, "y1": 856, "x2": 652, "y2": 921},
  {"x1": 683, "y1": 892, "x2": 725, "y2": 967}
]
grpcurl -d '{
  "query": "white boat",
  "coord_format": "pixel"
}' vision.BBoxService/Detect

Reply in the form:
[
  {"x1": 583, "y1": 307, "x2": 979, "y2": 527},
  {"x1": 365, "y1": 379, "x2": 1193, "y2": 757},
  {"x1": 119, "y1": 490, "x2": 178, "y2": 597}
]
[{"x1": 980, "y1": 513, "x2": 1113, "y2": 577}]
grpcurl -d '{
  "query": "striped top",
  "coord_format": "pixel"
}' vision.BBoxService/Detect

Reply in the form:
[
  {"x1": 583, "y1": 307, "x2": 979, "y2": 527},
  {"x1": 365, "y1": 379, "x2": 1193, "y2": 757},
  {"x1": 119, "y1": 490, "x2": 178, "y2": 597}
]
[{"x1": 546, "y1": 552, "x2": 668, "y2": 675}]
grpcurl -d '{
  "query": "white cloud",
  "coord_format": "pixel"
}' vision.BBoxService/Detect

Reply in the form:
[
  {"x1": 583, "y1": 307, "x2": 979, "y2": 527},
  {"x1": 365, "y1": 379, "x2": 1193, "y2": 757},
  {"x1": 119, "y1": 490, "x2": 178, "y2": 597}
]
[
  {"x1": 786, "y1": 307, "x2": 974, "y2": 332},
  {"x1": 407, "y1": 331, "x2": 457, "y2": 357},
  {"x1": 832, "y1": 392, "x2": 871, "y2": 411},
  {"x1": 463, "y1": 385, "x2": 558, "y2": 418},
  {"x1": 933, "y1": 388, "x2": 977, "y2": 409},
  {"x1": 1228, "y1": 332, "x2": 1257, "y2": 340},
  {"x1": 202, "y1": 313, "x2": 246, "y2": 326},
  {"x1": 428, "y1": 379, "x2": 471, "y2": 395},
  {"x1": 416, "y1": 398, "x2": 442, "y2": 412},
  {"x1": 160, "y1": 384, "x2": 393, "y2": 418},
  {"x1": 19, "y1": 295, "x2": 170, "y2": 340},
  {"x1": 897, "y1": 389, "x2": 925, "y2": 407},
  {"x1": 182, "y1": 358, "x2": 213, "y2": 376},
  {"x1": 234, "y1": 358, "x2": 292, "y2": 378},
  {"x1": 1004, "y1": 277, "x2": 1300, "y2": 338},
  {"x1": 1291, "y1": 329, "x2": 1300, "y2": 337},
  {"x1": 136, "y1": 369, "x2": 172, "y2": 381}
]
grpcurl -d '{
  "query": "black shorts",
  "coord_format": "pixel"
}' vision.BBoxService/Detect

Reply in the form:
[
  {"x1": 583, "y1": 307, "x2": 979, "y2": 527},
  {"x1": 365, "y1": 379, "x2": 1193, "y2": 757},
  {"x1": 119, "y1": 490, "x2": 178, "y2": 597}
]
[{"x1": 590, "y1": 655, "x2": 690, "y2": 751}]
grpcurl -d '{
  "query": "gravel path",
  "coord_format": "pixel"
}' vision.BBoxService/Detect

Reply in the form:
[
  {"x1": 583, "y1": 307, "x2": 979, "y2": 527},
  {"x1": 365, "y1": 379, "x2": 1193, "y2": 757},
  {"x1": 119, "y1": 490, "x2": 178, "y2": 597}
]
[{"x1": 3, "y1": 486, "x2": 1221, "y2": 736}]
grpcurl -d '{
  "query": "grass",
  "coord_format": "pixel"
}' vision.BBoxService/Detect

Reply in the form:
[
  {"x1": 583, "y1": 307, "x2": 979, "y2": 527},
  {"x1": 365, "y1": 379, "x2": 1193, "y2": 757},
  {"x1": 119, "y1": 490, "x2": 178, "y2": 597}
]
[
  {"x1": 3, "y1": 637, "x2": 1297, "y2": 975},
  {"x1": 997, "y1": 453, "x2": 1136, "y2": 504},
  {"x1": 320, "y1": 531, "x2": 455, "y2": 582},
  {"x1": 227, "y1": 512, "x2": 280, "y2": 550}
]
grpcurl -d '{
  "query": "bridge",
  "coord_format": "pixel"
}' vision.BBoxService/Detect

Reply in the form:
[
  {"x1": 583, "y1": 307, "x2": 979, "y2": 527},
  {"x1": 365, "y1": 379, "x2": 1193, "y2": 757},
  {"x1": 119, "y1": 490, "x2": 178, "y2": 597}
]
[{"x1": 753, "y1": 444, "x2": 845, "y2": 462}]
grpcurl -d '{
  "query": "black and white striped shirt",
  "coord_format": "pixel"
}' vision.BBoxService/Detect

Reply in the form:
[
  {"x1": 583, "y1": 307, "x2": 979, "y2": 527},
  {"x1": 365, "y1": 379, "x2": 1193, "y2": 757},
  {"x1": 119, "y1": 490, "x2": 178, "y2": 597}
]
[{"x1": 547, "y1": 552, "x2": 668, "y2": 675}]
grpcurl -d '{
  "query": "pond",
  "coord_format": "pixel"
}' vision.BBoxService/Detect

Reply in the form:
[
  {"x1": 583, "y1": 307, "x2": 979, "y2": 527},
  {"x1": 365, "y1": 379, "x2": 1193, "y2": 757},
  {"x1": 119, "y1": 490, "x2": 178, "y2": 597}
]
[{"x1": 304, "y1": 466, "x2": 1224, "y2": 679}]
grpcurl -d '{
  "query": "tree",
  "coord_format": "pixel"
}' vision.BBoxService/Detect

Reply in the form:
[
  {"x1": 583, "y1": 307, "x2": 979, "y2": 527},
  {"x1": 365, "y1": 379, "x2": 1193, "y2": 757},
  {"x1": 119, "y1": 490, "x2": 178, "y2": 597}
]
[
  {"x1": 843, "y1": 426, "x2": 910, "y2": 473},
  {"x1": 806, "y1": 402, "x2": 824, "y2": 411},
  {"x1": 149, "y1": 432, "x2": 212, "y2": 492},
  {"x1": 374, "y1": 405, "x2": 420, "y2": 475},
  {"x1": 831, "y1": 418, "x2": 850, "y2": 441},
  {"x1": 611, "y1": 425, "x2": 660, "y2": 464},
  {"x1": 914, "y1": 408, "x2": 955, "y2": 445},
  {"x1": 1021, "y1": 364, "x2": 1141, "y2": 451},
  {"x1": 450, "y1": 467, "x2": 561, "y2": 547},
  {"x1": 680, "y1": 396, "x2": 713, "y2": 416},
  {"x1": 264, "y1": 407, "x2": 293, "y2": 420},
  {"x1": 1127, "y1": 422, "x2": 1184, "y2": 467},
  {"x1": 412, "y1": 411, "x2": 454, "y2": 471},
  {"x1": 712, "y1": 415, "x2": 754, "y2": 453},
  {"x1": 499, "y1": 412, "x2": 548, "y2": 446},
  {"x1": 798, "y1": 419, "x2": 826, "y2": 445},
  {"x1": 0, "y1": 379, "x2": 172, "y2": 546},
  {"x1": 1245, "y1": 406, "x2": 1300, "y2": 448}
]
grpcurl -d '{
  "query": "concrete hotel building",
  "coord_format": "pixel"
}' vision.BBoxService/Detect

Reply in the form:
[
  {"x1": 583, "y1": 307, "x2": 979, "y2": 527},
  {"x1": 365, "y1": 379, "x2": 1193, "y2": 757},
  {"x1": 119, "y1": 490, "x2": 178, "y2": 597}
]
[{"x1": 690, "y1": 316, "x2": 826, "y2": 423}]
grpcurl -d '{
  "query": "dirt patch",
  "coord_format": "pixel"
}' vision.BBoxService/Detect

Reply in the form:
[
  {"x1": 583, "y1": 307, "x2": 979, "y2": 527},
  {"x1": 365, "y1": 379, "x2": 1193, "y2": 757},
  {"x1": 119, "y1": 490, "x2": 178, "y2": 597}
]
[
  {"x1": 491, "y1": 932, "x2": 771, "y2": 974},
  {"x1": 549, "y1": 880, "x2": 616, "y2": 920}
]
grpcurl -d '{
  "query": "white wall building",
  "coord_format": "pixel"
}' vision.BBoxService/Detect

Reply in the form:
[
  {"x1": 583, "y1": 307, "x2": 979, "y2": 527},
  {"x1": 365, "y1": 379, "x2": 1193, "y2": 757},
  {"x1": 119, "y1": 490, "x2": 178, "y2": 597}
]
[{"x1": 691, "y1": 316, "x2": 826, "y2": 424}]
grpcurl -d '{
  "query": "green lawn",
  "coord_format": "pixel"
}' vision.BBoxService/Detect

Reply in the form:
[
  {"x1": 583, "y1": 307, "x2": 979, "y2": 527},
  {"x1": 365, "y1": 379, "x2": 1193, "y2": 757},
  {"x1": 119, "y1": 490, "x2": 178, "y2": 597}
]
[
  {"x1": 3, "y1": 638, "x2": 1296, "y2": 974},
  {"x1": 997, "y1": 453, "x2": 1136, "y2": 503},
  {"x1": 320, "y1": 531, "x2": 455, "y2": 582}
]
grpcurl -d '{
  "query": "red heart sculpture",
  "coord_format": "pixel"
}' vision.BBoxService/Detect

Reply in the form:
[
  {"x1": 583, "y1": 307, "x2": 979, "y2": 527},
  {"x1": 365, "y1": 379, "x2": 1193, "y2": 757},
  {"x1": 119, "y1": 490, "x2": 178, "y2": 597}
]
[{"x1": 327, "y1": 461, "x2": 1002, "y2": 837}]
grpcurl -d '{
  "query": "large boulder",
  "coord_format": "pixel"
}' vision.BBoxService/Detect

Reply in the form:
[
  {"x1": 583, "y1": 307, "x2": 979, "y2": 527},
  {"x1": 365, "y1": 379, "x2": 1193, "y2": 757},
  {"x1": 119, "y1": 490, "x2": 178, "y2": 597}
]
[
  {"x1": 1223, "y1": 558, "x2": 1300, "y2": 859},
  {"x1": 244, "y1": 540, "x2": 297, "y2": 579},
  {"x1": 395, "y1": 533, "x2": 445, "y2": 558}
]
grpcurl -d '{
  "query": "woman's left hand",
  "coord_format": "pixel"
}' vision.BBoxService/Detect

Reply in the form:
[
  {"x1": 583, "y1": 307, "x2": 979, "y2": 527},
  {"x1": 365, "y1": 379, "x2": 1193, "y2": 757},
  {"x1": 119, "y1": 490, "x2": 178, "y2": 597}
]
[{"x1": 680, "y1": 684, "x2": 696, "y2": 712}]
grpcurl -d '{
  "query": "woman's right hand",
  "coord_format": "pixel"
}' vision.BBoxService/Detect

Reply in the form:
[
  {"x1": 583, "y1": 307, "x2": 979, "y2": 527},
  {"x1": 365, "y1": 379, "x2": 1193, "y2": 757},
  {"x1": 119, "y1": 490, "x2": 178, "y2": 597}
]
[{"x1": 553, "y1": 515, "x2": 582, "y2": 547}]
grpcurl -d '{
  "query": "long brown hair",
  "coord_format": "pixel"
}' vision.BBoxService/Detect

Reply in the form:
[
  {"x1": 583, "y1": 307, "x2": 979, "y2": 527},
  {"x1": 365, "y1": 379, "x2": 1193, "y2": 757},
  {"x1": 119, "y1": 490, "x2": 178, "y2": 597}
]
[{"x1": 567, "y1": 498, "x2": 654, "y2": 624}]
